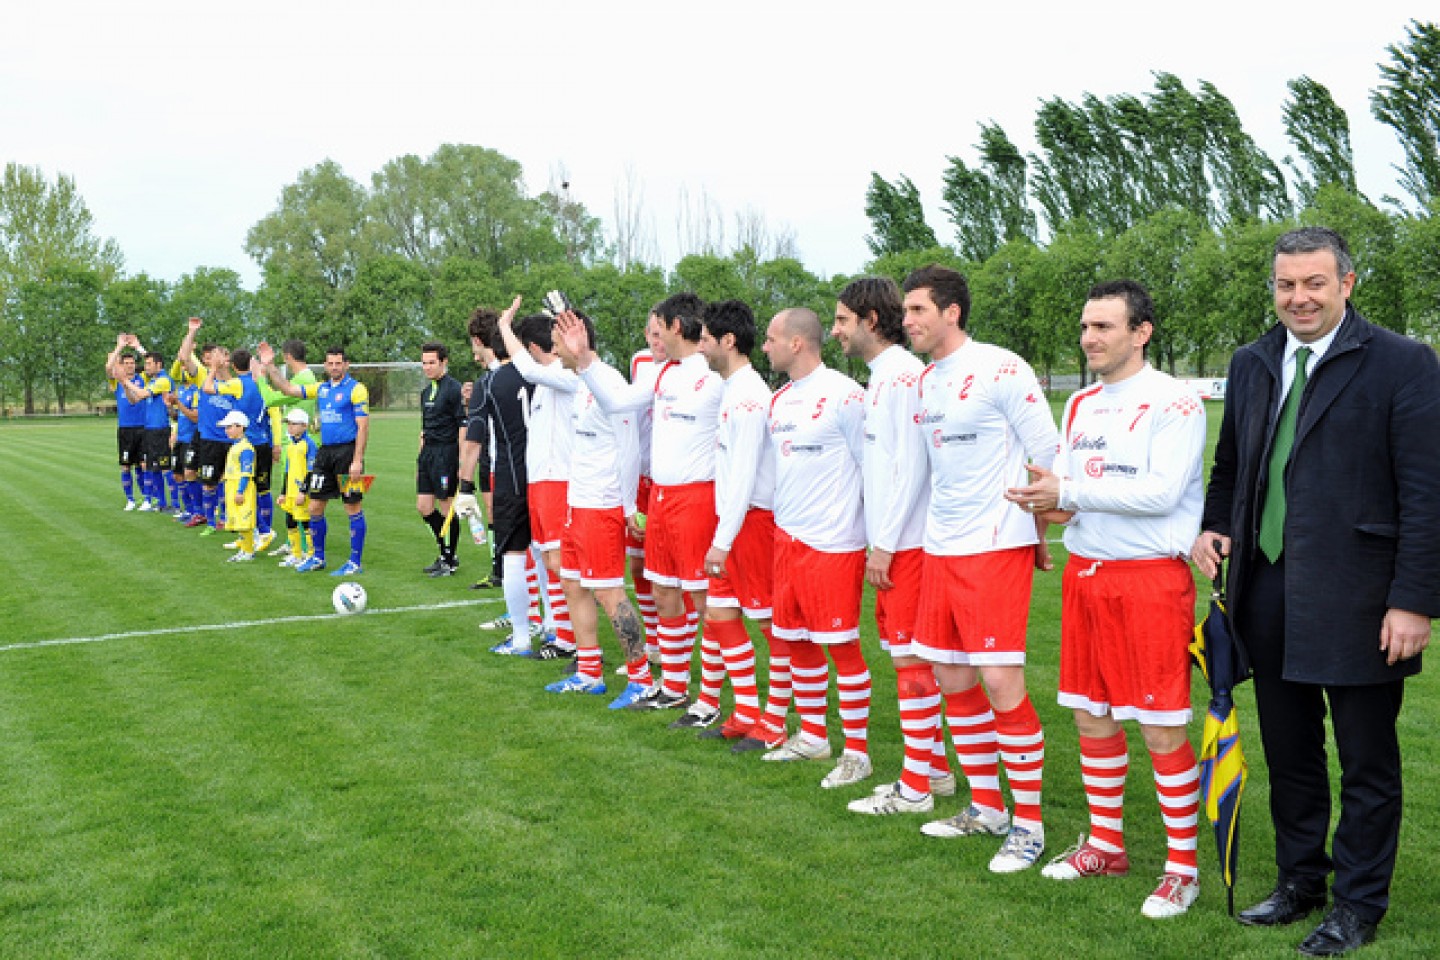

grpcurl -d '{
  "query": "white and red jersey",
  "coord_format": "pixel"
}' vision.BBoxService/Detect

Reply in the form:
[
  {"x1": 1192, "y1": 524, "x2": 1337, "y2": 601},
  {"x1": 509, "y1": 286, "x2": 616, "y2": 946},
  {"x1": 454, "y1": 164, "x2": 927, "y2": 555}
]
[
  {"x1": 566, "y1": 360, "x2": 640, "y2": 516},
  {"x1": 1054, "y1": 365, "x2": 1206, "y2": 561},
  {"x1": 769, "y1": 365, "x2": 866, "y2": 553},
  {"x1": 712, "y1": 363, "x2": 775, "y2": 552},
  {"x1": 509, "y1": 349, "x2": 576, "y2": 483},
  {"x1": 585, "y1": 351, "x2": 720, "y2": 487},
  {"x1": 863, "y1": 344, "x2": 929, "y2": 553},
  {"x1": 918, "y1": 338, "x2": 1059, "y2": 557},
  {"x1": 630, "y1": 349, "x2": 659, "y2": 479}
]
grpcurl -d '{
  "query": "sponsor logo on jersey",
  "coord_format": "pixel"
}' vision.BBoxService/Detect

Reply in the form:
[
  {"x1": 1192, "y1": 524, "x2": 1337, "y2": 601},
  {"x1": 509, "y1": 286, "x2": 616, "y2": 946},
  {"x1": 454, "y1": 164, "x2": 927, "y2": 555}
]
[{"x1": 932, "y1": 430, "x2": 978, "y2": 448}]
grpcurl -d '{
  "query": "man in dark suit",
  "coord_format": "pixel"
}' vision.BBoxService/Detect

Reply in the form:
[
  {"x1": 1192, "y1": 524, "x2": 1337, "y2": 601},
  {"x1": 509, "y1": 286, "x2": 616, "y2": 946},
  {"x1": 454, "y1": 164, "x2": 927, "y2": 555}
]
[{"x1": 1193, "y1": 226, "x2": 1440, "y2": 956}]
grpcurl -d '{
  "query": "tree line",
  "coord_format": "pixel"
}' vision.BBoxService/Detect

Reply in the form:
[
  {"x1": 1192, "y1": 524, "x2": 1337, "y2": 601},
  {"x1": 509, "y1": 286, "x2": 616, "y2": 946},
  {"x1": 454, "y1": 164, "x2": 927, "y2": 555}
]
[{"x1": 1, "y1": 21, "x2": 1435, "y2": 414}]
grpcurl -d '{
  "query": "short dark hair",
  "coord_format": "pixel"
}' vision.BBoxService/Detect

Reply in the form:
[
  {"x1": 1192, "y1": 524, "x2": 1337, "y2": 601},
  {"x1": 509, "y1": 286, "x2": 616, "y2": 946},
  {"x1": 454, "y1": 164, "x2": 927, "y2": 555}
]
[
  {"x1": 230, "y1": 348, "x2": 252, "y2": 372},
  {"x1": 281, "y1": 339, "x2": 306, "y2": 363},
  {"x1": 421, "y1": 341, "x2": 448, "y2": 362},
  {"x1": 1087, "y1": 280, "x2": 1155, "y2": 332},
  {"x1": 325, "y1": 346, "x2": 349, "y2": 362},
  {"x1": 514, "y1": 313, "x2": 554, "y2": 354},
  {"x1": 468, "y1": 307, "x2": 499, "y2": 345},
  {"x1": 838, "y1": 277, "x2": 905, "y2": 345},
  {"x1": 1274, "y1": 226, "x2": 1354, "y2": 278},
  {"x1": 702, "y1": 299, "x2": 757, "y2": 355},
  {"x1": 902, "y1": 264, "x2": 972, "y2": 329},
  {"x1": 144, "y1": 350, "x2": 165, "y2": 365},
  {"x1": 656, "y1": 292, "x2": 706, "y2": 342}
]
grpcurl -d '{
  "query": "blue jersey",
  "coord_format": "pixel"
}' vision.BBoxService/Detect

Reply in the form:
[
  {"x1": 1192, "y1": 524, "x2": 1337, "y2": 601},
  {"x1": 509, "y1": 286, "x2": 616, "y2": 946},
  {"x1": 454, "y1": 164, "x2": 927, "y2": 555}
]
[
  {"x1": 195, "y1": 364, "x2": 237, "y2": 443},
  {"x1": 143, "y1": 373, "x2": 174, "y2": 430},
  {"x1": 175, "y1": 384, "x2": 199, "y2": 443},
  {"x1": 299, "y1": 375, "x2": 369, "y2": 446},
  {"x1": 217, "y1": 373, "x2": 271, "y2": 446},
  {"x1": 114, "y1": 375, "x2": 146, "y2": 427}
]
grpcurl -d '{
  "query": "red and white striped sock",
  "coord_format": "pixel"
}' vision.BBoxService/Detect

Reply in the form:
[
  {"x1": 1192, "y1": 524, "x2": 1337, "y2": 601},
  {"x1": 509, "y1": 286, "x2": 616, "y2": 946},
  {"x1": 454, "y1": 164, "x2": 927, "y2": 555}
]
[
  {"x1": 546, "y1": 568, "x2": 574, "y2": 649},
  {"x1": 830, "y1": 641, "x2": 871, "y2": 757},
  {"x1": 525, "y1": 551, "x2": 541, "y2": 622},
  {"x1": 1151, "y1": 741, "x2": 1201, "y2": 878},
  {"x1": 995, "y1": 696, "x2": 1045, "y2": 833},
  {"x1": 625, "y1": 656, "x2": 653, "y2": 687},
  {"x1": 788, "y1": 639, "x2": 829, "y2": 748},
  {"x1": 759, "y1": 626, "x2": 791, "y2": 736},
  {"x1": 896, "y1": 664, "x2": 943, "y2": 799},
  {"x1": 634, "y1": 575, "x2": 659, "y2": 661},
  {"x1": 710, "y1": 617, "x2": 760, "y2": 726},
  {"x1": 657, "y1": 614, "x2": 692, "y2": 696},
  {"x1": 576, "y1": 645, "x2": 603, "y2": 682},
  {"x1": 930, "y1": 734, "x2": 952, "y2": 777},
  {"x1": 697, "y1": 627, "x2": 725, "y2": 712},
  {"x1": 1080, "y1": 731, "x2": 1129, "y2": 854},
  {"x1": 945, "y1": 684, "x2": 1005, "y2": 816}
]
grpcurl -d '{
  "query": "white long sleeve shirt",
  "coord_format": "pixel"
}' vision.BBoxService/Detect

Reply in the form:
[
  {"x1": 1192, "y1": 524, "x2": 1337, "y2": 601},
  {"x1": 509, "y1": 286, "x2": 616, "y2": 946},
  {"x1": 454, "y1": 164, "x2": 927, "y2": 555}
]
[
  {"x1": 712, "y1": 363, "x2": 775, "y2": 551},
  {"x1": 509, "y1": 348, "x2": 577, "y2": 483},
  {"x1": 1054, "y1": 365, "x2": 1206, "y2": 560},
  {"x1": 630, "y1": 349, "x2": 659, "y2": 478},
  {"x1": 918, "y1": 339, "x2": 1059, "y2": 557},
  {"x1": 565, "y1": 360, "x2": 640, "y2": 516},
  {"x1": 584, "y1": 351, "x2": 720, "y2": 486},
  {"x1": 863, "y1": 345, "x2": 929, "y2": 553},
  {"x1": 769, "y1": 365, "x2": 866, "y2": 553}
]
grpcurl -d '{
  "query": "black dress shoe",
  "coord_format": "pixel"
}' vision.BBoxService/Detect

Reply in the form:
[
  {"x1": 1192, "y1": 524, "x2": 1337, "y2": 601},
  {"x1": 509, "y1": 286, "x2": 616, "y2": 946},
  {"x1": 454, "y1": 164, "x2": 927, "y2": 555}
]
[
  {"x1": 1237, "y1": 881, "x2": 1327, "y2": 926},
  {"x1": 1297, "y1": 903, "x2": 1377, "y2": 957}
]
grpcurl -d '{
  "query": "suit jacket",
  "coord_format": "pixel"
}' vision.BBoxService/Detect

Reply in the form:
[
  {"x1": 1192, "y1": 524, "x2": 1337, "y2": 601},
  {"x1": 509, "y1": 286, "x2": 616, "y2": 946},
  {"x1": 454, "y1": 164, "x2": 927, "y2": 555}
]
[{"x1": 1202, "y1": 305, "x2": 1440, "y2": 685}]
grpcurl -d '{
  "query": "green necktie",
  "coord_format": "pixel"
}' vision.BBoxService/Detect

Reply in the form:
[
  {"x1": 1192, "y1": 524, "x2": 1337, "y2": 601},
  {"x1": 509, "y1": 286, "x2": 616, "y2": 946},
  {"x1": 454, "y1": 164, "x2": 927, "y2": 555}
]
[{"x1": 1258, "y1": 346, "x2": 1312, "y2": 563}]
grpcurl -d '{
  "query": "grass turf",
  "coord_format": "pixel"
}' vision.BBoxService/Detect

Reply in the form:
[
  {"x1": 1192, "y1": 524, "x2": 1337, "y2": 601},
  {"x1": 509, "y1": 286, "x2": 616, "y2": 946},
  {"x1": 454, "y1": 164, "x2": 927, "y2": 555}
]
[{"x1": 0, "y1": 410, "x2": 1435, "y2": 958}]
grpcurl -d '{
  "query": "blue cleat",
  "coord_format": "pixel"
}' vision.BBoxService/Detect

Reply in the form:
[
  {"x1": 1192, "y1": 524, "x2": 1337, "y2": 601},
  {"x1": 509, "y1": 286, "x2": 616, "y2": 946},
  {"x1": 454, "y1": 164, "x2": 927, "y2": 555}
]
[
  {"x1": 489, "y1": 639, "x2": 534, "y2": 657},
  {"x1": 545, "y1": 674, "x2": 607, "y2": 695},
  {"x1": 329, "y1": 560, "x2": 363, "y2": 577},
  {"x1": 293, "y1": 556, "x2": 327, "y2": 573},
  {"x1": 607, "y1": 681, "x2": 651, "y2": 710}
]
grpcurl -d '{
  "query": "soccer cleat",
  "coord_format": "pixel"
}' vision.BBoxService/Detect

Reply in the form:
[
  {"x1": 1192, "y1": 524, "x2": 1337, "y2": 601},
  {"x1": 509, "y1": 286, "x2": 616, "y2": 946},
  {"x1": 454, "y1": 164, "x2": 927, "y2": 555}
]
[
  {"x1": 469, "y1": 574, "x2": 502, "y2": 590},
  {"x1": 277, "y1": 555, "x2": 298, "y2": 568},
  {"x1": 184, "y1": 515, "x2": 206, "y2": 528},
  {"x1": 608, "y1": 682, "x2": 651, "y2": 710},
  {"x1": 536, "y1": 642, "x2": 576, "y2": 661},
  {"x1": 224, "y1": 538, "x2": 241, "y2": 549},
  {"x1": 199, "y1": 526, "x2": 218, "y2": 537},
  {"x1": 1041, "y1": 836, "x2": 1131, "y2": 880},
  {"x1": 255, "y1": 531, "x2": 276, "y2": 553},
  {"x1": 489, "y1": 639, "x2": 534, "y2": 657},
  {"x1": 622, "y1": 685, "x2": 665, "y2": 711},
  {"x1": 478, "y1": 613, "x2": 513, "y2": 631},
  {"x1": 920, "y1": 804, "x2": 1012, "y2": 839},
  {"x1": 427, "y1": 560, "x2": 458, "y2": 578},
  {"x1": 422, "y1": 557, "x2": 445, "y2": 575},
  {"x1": 527, "y1": 620, "x2": 547, "y2": 639},
  {"x1": 226, "y1": 551, "x2": 255, "y2": 563},
  {"x1": 645, "y1": 689, "x2": 691, "y2": 711},
  {"x1": 171, "y1": 508, "x2": 188, "y2": 520},
  {"x1": 699, "y1": 715, "x2": 753, "y2": 741},
  {"x1": 989, "y1": 825, "x2": 1046, "y2": 874},
  {"x1": 545, "y1": 673, "x2": 607, "y2": 695},
  {"x1": 329, "y1": 560, "x2": 363, "y2": 577},
  {"x1": 762, "y1": 734, "x2": 833, "y2": 763},
  {"x1": 293, "y1": 556, "x2": 327, "y2": 573},
  {"x1": 821, "y1": 752, "x2": 874, "y2": 789},
  {"x1": 733, "y1": 724, "x2": 789, "y2": 753},
  {"x1": 669, "y1": 703, "x2": 721, "y2": 730},
  {"x1": 137, "y1": 500, "x2": 156, "y2": 513},
  {"x1": 123, "y1": 500, "x2": 138, "y2": 511},
  {"x1": 849, "y1": 782, "x2": 935, "y2": 815},
  {"x1": 930, "y1": 772, "x2": 958, "y2": 797},
  {"x1": 1141, "y1": 874, "x2": 1200, "y2": 919},
  {"x1": 268, "y1": 542, "x2": 292, "y2": 557}
]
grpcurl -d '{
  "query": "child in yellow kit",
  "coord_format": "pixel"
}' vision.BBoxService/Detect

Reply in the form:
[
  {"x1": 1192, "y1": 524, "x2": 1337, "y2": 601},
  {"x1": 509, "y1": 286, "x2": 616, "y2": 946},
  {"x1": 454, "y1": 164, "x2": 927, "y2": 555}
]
[
  {"x1": 278, "y1": 407, "x2": 320, "y2": 568},
  {"x1": 220, "y1": 411, "x2": 257, "y2": 562}
]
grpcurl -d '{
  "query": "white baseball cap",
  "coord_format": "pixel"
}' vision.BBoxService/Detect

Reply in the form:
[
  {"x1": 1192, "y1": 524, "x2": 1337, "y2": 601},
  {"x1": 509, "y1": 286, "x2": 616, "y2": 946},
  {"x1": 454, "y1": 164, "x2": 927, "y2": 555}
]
[
  {"x1": 219, "y1": 411, "x2": 250, "y2": 428},
  {"x1": 285, "y1": 408, "x2": 311, "y2": 425}
]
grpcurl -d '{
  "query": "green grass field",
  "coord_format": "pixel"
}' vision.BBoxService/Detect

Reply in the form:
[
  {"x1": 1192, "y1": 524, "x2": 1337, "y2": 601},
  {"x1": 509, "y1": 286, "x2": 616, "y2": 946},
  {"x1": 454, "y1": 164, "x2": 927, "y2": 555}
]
[{"x1": 0, "y1": 410, "x2": 1435, "y2": 958}]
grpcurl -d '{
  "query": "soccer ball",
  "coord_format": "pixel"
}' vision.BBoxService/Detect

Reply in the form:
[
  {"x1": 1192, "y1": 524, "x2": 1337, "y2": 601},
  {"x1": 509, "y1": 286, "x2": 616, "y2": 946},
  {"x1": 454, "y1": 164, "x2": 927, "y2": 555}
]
[{"x1": 332, "y1": 582, "x2": 368, "y2": 615}]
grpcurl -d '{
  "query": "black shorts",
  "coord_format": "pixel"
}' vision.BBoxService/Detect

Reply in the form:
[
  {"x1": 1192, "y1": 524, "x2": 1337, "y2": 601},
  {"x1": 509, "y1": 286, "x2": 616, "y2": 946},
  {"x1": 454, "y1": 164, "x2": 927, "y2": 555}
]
[
  {"x1": 464, "y1": 417, "x2": 486, "y2": 445},
  {"x1": 491, "y1": 489, "x2": 531, "y2": 556},
  {"x1": 307, "y1": 442, "x2": 363, "y2": 503},
  {"x1": 417, "y1": 443, "x2": 459, "y2": 498},
  {"x1": 142, "y1": 429, "x2": 172, "y2": 470},
  {"x1": 117, "y1": 427, "x2": 144, "y2": 468},
  {"x1": 172, "y1": 441, "x2": 192, "y2": 473},
  {"x1": 252, "y1": 443, "x2": 274, "y2": 495},
  {"x1": 195, "y1": 438, "x2": 231, "y2": 485}
]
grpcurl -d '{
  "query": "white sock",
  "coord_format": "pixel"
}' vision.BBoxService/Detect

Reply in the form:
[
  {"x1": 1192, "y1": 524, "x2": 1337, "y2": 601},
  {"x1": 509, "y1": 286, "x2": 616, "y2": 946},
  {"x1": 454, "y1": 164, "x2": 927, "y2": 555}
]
[{"x1": 503, "y1": 553, "x2": 531, "y2": 649}]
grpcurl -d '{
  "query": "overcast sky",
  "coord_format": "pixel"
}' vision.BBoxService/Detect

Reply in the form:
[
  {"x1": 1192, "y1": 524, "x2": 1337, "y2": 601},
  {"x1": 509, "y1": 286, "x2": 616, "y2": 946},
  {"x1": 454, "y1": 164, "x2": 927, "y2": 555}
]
[{"x1": 2, "y1": 2, "x2": 1424, "y2": 289}]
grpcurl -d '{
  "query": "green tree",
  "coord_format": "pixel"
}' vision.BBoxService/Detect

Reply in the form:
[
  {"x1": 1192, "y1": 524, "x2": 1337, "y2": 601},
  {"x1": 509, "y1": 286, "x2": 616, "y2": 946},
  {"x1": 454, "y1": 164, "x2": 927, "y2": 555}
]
[
  {"x1": 864, "y1": 173, "x2": 938, "y2": 257},
  {"x1": 101, "y1": 274, "x2": 171, "y2": 355},
  {"x1": 1300, "y1": 184, "x2": 1404, "y2": 332},
  {"x1": 1370, "y1": 20, "x2": 1440, "y2": 211},
  {"x1": 7, "y1": 264, "x2": 105, "y2": 413},
  {"x1": 1025, "y1": 223, "x2": 1105, "y2": 384},
  {"x1": 942, "y1": 123, "x2": 1037, "y2": 262},
  {"x1": 246, "y1": 160, "x2": 374, "y2": 293},
  {"x1": 333, "y1": 255, "x2": 433, "y2": 363},
  {"x1": 1395, "y1": 199, "x2": 1440, "y2": 340},
  {"x1": 428, "y1": 257, "x2": 506, "y2": 379},
  {"x1": 1103, "y1": 209, "x2": 1209, "y2": 374},
  {"x1": 970, "y1": 239, "x2": 1041, "y2": 366},
  {"x1": 1283, "y1": 77, "x2": 1358, "y2": 206},
  {"x1": 1212, "y1": 217, "x2": 1287, "y2": 352},
  {"x1": 169, "y1": 267, "x2": 256, "y2": 351}
]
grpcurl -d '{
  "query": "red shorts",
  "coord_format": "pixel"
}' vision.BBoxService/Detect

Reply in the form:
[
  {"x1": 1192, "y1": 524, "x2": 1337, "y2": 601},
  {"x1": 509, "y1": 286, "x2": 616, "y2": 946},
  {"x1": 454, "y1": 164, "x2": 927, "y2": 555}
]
[
  {"x1": 528, "y1": 480, "x2": 568, "y2": 552},
  {"x1": 1058, "y1": 555, "x2": 1195, "y2": 725},
  {"x1": 913, "y1": 546, "x2": 1034, "y2": 666},
  {"x1": 625, "y1": 476, "x2": 654, "y2": 557},
  {"x1": 643, "y1": 481, "x2": 716, "y2": 590},
  {"x1": 707, "y1": 509, "x2": 775, "y2": 620},
  {"x1": 560, "y1": 505, "x2": 627, "y2": 589},
  {"x1": 875, "y1": 548, "x2": 925, "y2": 656},
  {"x1": 771, "y1": 532, "x2": 864, "y2": 644}
]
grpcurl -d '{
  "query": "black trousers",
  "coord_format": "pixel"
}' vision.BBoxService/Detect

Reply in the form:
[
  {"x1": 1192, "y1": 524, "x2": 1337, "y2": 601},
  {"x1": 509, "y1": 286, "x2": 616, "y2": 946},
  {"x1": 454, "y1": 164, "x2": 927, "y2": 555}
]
[{"x1": 1238, "y1": 555, "x2": 1405, "y2": 924}]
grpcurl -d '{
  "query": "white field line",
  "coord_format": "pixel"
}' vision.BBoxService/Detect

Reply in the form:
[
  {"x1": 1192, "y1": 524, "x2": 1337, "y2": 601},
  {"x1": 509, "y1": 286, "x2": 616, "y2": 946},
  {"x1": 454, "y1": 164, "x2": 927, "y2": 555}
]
[{"x1": 0, "y1": 598, "x2": 504, "y2": 655}]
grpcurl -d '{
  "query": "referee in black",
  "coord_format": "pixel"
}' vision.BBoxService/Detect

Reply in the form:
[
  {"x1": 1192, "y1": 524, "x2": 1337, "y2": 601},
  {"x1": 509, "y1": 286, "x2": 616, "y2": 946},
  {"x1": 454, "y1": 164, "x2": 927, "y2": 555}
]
[{"x1": 417, "y1": 341, "x2": 467, "y2": 577}]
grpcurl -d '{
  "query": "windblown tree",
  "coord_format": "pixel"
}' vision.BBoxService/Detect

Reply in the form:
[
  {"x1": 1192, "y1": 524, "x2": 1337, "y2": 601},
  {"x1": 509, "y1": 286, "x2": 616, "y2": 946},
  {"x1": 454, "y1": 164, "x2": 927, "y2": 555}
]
[
  {"x1": 1370, "y1": 19, "x2": 1440, "y2": 211},
  {"x1": 1283, "y1": 77, "x2": 1358, "y2": 206},
  {"x1": 863, "y1": 173, "x2": 938, "y2": 257},
  {"x1": 942, "y1": 123, "x2": 1037, "y2": 262}
]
